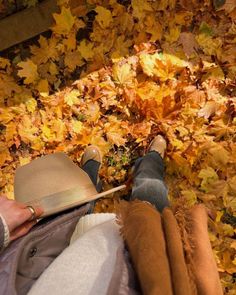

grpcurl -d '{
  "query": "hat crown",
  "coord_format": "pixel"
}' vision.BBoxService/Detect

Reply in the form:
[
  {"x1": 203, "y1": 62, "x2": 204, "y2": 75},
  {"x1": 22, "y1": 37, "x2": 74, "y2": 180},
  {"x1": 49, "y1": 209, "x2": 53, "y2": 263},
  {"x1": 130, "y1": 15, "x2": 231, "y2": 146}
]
[{"x1": 14, "y1": 153, "x2": 97, "y2": 216}]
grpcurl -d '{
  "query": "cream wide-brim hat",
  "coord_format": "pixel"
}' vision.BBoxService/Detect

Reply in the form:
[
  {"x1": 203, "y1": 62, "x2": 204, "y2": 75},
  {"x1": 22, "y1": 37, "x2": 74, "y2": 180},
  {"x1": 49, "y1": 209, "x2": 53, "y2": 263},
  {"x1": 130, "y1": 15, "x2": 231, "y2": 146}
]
[{"x1": 14, "y1": 152, "x2": 125, "y2": 218}]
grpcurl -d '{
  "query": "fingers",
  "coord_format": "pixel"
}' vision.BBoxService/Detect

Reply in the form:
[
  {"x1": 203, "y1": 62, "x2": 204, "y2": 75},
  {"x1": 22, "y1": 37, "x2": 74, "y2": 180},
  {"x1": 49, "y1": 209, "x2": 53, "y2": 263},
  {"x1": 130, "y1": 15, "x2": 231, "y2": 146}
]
[
  {"x1": 34, "y1": 206, "x2": 44, "y2": 218},
  {"x1": 9, "y1": 206, "x2": 43, "y2": 241},
  {"x1": 0, "y1": 197, "x2": 44, "y2": 242},
  {"x1": 10, "y1": 220, "x2": 37, "y2": 241},
  {"x1": 22, "y1": 206, "x2": 44, "y2": 223}
]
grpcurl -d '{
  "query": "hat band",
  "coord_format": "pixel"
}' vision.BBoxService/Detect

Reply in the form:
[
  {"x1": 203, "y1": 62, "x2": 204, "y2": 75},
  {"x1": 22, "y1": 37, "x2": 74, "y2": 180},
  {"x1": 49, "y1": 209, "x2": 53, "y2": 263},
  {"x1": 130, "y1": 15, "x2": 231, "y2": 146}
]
[{"x1": 26, "y1": 184, "x2": 96, "y2": 216}]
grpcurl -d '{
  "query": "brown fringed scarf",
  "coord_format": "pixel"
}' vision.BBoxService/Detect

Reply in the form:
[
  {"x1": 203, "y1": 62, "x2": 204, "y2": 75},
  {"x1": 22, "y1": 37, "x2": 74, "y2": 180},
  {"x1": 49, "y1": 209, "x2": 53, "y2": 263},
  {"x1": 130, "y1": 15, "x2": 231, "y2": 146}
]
[{"x1": 116, "y1": 200, "x2": 223, "y2": 295}]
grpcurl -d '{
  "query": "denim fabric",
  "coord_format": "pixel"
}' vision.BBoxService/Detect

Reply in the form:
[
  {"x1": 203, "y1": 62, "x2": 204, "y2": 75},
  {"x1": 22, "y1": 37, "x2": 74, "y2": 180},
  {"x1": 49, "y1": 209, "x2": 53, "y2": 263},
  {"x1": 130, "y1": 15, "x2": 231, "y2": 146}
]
[
  {"x1": 82, "y1": 160, "x2": 102, "y2": 193},
  {"x1": 82, "y1": 160, "x2": 102, "y2": 213},
  {"x1": 131, "y1": 151, "x2": 169, "y2": 212},
  {"x1": 83, "y1": 152, "x2": 169, "y2": 213}
]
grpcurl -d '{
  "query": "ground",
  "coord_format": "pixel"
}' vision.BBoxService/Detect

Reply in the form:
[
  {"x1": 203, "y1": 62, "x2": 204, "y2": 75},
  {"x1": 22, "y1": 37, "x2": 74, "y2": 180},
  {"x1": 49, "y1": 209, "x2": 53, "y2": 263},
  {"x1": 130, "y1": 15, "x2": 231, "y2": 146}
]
[{"x1": 0, "y1": 0, "x2": 235, "y2": 293}]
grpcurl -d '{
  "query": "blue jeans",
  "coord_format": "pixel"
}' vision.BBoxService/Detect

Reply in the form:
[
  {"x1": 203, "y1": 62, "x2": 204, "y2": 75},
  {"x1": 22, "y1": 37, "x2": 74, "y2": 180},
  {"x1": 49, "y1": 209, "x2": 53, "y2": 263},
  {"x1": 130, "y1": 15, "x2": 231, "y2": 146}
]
[
  {"x1": 131, "y1": 151, "x2": 169, "y2": 212},
  {"x1": 83, "y1": 151, "x2": 169, "y2": 213}
]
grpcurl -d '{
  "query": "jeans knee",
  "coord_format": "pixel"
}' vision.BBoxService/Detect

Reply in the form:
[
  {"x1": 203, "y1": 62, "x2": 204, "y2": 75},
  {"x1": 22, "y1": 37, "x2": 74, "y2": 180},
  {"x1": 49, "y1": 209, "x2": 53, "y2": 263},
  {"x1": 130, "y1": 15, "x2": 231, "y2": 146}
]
[{"x1": 131, "y1": 178, "x2": 169, "y2": 212}]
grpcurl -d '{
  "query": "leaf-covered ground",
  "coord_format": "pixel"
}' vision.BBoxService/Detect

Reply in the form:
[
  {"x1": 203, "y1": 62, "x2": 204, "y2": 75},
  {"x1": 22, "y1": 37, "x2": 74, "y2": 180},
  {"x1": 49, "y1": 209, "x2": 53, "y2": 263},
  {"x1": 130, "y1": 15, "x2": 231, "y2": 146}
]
[{"x1": 0, "y1": 0, "x2": 236, "y2": 293}]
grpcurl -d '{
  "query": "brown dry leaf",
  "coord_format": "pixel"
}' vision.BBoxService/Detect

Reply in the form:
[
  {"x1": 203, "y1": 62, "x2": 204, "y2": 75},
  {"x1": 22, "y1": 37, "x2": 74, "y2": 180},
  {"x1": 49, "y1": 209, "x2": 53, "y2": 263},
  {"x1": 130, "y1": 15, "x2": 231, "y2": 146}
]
[{"x1": 179, "y1": 32, "x2": 199, "y2": 57}]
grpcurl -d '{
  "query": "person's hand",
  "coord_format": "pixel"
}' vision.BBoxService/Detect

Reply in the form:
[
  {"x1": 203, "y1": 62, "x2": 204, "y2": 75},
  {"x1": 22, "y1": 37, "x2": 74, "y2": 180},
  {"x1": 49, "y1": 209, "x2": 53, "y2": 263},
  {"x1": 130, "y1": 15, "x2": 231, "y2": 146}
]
[{"x1": 0, "y1": 195, "x2": 43, "y2": 241}]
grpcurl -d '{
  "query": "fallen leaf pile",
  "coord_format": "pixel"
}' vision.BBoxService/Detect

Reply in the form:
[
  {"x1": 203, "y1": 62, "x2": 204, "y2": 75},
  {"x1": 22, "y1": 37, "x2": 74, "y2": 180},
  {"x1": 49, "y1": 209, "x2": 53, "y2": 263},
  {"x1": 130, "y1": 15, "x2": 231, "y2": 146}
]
[{"x1": 0, "y1": 0, "x2": 236, "y2": 292}]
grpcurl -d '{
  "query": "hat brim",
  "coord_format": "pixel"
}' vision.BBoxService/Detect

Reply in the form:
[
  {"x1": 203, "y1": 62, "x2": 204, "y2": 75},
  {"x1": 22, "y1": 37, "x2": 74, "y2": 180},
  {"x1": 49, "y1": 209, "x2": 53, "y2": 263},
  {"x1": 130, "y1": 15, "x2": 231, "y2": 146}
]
[{"x1": 27, "y1": 184, "x2": 126, "y2": 218}]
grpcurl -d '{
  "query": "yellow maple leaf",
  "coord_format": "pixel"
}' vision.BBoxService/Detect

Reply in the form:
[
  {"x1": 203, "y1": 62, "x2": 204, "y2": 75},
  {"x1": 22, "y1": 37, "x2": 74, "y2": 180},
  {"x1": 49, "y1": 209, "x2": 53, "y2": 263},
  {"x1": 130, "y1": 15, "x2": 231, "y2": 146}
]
[
  {"x1": 221, "y1": 224, "x2": 235, "y2": 237},
  {"x1": 41, "y1": 125, "x2": 53, "y2": 141},
  {"x1": 3, "y1": 184, "x2": 14, "y2": 200},
  {"x1": 228, "y1": 176, "x2": 236, "y2": 194},
  {"x1": 201, "y1": 141, "x2": 230, "y2": 167},
  {"x1": 202, "y1": 66, "x2": 225, "y2": 81},
  {"x1": 36, "y1": 79, "x2": 49, "y2": 97},
  {"x1": 19, "y1": 156, "x2": 31, "y2": 166},
  {"x1": 30, "y1": 36, "x2": 58, "y2": 65},
  {"x1": 64, "y1": 50, "x2": 84, "y2": 71},
  {"x1": 0, "y1": 57, "x2": 10, "y2": 69},
  {"x1": 64, "y1": 90, "x2": 81, "y2": 106},
  {"x1": 0, "y1": 74, "x2": 21, "y2": 98},
  {"x1": 63, "y1": 32, "x2": 77, "y2": 50},
  {"x1": 196, "y1": 34, "x2": 222, "y2": 56},
  {"x1": 25, "y1": 98, "x2": 37, "y2": 113},
  {"x1": 118, "y1": 12, "x2": 134, "y2": 33},
  {"x1": 90, "y1": 129, "x2": 111, "y2": 155},
  {"x1": 230, "y1": 240, "x2": 236, "y2": 250},
  {"x1": 130, "y1": 121, "x2": 152, "y2": 142},
  {"x1": 18, "y1": 60, "x2": 39, "y2": 84},
  {"x1": 18, "y1": 115, "x2": 38, "y2": 143},
  {"x1": 49, "y1": 62, "x2": 59, "y2": 76},
  {"x1": 106, "y1": 131, "x2": 126, "y2": 147},
  {"x1": 5, "y1": 122, "x2": 17, "y2": 146},
  {"x1": 207, "y1": 143, "x2": 230, "y2": 166},
  {"x1": 111, "y1": 36, "x2": 133, "y2": 60},
  {"x1": 216, "y1": 210, "x2": 224, "y2": 222},
  {"x1": 77, "y1": 40, "x2": 94, "y2": 61},
  {"x1": 164, "y1": 26, "x2": 181, "y2": 43},
  {"x1": 104, "y1": 116, "x2": 127, "y2": 147},
  {"x1": 198, "y1": 101, "x2": 219, "y2": 119},
  {"x1": 131, "y1": 0, "x2": 153, "y2": 19},
  {"x1": 181, "y1": 190, "x2": 197, "y2": 206},
  {"x1": 51, "y1": 119, "x2": 66, "y2": 142},
  {"x1": 31, "y1": 138, "x2": 45, "y2": 151},
  {"x1": 52, "y1": 7, "x2": 75, "y2": 35},
  {"x1": 175, "y1": 11, "x2": 193, "y2": 25},
  {"x1": 0, "y1": 143, "x2": 12, "y2": 166},
  {"x1": 136, "y1": 81, "x2": 168, "y2": 104},
  {"x1": 145, "y1": 15, "x2": 162, "y2": 42},
  {"x1": 95, "y1": 6, "x2": 113, "y2": 29},
  {"x1": 168, "y1": 153, "x2": 192, "y2": 178},
  {"x1": 112, "y1": 62, "x2": 135, "y2": 86},
  {"x1": 85, "y1": 102, "x2": 100, "y2": 123},
  {"x1": 198, "y1": 167, "x2": 219, "y2": 192},
  {"x1": 72, "y1": 120, "x2": 83, "y2": 134},
  {"x1": 140, "y1": 53, "x2": 187, "y2": 81},
  {"x1": 170, "y1": 138, "x2": 184, "y2": 150},
  {"x1": 0, "y1": 109, "x2": 14, "y2": 124}
]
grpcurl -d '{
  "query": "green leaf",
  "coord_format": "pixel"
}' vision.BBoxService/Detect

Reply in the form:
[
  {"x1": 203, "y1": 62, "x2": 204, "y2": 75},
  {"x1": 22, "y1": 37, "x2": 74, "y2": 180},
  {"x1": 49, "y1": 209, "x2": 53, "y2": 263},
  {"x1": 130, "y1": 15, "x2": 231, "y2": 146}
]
[{"x1": 199, "y1": 22, "x2": 213, "y2": 36}]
